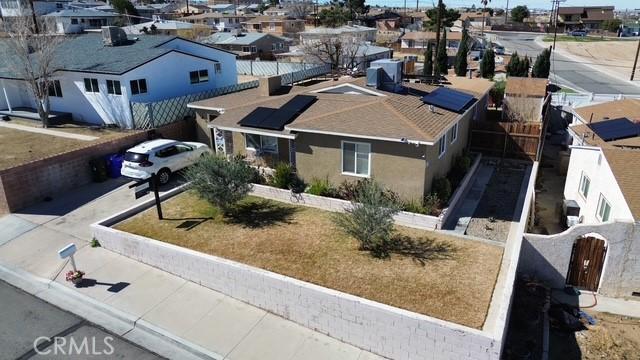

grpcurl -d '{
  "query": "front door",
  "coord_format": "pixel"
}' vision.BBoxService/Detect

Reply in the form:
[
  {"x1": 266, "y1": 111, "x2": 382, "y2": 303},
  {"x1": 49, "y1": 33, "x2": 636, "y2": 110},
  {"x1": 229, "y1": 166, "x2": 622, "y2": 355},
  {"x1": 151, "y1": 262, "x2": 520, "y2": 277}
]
[{"x1": 567, "y1": 236, "x2": 607, "y2": 291}]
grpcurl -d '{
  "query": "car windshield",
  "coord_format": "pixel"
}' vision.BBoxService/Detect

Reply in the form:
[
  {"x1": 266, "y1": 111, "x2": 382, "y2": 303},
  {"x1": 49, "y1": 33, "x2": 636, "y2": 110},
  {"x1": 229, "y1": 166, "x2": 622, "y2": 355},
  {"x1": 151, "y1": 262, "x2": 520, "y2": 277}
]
[{"x1": 124, "y1": 152, "x2": 148, "y2": 163}]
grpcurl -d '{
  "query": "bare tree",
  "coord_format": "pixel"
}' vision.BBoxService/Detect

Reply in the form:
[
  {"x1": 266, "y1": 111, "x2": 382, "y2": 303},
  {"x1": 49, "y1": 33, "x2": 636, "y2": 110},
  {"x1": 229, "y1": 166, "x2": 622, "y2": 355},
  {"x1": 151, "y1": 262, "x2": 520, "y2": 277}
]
[
  {"x1": 3, "y1": 15, "x2": 64, "y2": 128},
  {"x1": 302, "y1": 35, "x2": 369, "y2": 75},
  {"x1": 287, "y1": 1, "x2": 314, "y2": 19},
  {"x1": 503, "y1": 96, "x2": 542, "y2": 122}
]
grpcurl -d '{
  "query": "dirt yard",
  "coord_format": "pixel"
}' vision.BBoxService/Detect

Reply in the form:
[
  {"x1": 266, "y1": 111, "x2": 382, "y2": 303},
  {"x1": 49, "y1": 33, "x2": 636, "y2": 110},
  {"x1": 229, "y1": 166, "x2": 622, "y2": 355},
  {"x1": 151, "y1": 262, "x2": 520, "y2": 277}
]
[
  {"x1": 554, "y1": 40, "x2": 638, "y2": 82},
  {"x1": 0, "y1": 127, "x2": 87, "y2": 170},
  {"x1": 115, "y1": 191, "x2": 504, "y2": 329}
]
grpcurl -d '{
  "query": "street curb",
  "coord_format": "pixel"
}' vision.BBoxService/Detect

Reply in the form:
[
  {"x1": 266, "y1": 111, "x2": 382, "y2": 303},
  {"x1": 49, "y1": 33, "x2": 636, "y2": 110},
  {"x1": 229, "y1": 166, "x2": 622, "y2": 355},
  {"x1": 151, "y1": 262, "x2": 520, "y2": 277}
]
[
  {"x1": 534, "y1": 37, "x2": 640, "y2": 90},
  {"x1": 0, "y1": 262, "x2": 221, "y2": 360}
]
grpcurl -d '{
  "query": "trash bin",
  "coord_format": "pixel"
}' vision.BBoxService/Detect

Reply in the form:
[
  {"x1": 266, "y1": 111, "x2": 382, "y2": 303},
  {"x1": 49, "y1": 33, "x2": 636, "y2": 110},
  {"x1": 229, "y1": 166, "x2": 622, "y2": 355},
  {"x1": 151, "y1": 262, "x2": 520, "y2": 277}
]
[
  {"x1": 106, "y1": 154, "x2": 124, "y2": 178},
  {"x1": 89, "y1": 157, "x2": 108, "y2": 182}
]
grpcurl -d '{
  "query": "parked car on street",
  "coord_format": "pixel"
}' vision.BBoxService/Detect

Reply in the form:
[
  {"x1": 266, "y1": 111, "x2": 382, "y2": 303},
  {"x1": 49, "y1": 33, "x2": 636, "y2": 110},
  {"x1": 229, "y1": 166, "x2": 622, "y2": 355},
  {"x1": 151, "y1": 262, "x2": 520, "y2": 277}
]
[
  {"x1": 569, "y1": 30, "x2": 587, "y2": 37},
  {"x1": 121, "y1": 139, "x2": 211, "y2": 185},
  {"x1": 492, "y1": 44, "x2": 505, "y2": 55}
]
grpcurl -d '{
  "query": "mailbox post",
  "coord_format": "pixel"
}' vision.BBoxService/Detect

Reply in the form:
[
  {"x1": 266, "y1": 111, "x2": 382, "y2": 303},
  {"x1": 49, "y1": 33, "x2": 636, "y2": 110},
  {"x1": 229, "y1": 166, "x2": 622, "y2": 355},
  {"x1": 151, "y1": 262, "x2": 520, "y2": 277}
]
[{"x1": 58, "y1": 243, "x2": 78, "y2": 271}]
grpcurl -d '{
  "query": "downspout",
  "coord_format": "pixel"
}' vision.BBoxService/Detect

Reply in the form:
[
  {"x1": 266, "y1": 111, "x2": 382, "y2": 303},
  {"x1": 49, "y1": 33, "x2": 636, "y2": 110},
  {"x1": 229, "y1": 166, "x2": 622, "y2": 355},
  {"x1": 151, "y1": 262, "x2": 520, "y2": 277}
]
[{"x1": 1, "y1": 79, "x2": 12, "y2": 113}]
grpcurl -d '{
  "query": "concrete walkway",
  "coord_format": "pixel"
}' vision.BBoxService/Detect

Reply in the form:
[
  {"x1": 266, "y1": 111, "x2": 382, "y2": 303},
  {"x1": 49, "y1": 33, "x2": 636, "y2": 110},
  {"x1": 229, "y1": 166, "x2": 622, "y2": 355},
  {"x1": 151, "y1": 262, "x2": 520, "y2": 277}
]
[
  {"x1": 0, "y1": 178, "x2": 382, "y2": 360},
  {"x1": 0, "y1": 121, "x2": 99, "y2": 141}
]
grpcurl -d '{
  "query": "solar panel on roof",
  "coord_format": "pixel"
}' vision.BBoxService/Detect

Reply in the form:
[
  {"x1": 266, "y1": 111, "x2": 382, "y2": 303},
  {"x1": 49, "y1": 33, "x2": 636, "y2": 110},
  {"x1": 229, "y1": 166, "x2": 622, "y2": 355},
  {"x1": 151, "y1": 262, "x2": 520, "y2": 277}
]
[
  {"x1": 239, "y1": 95, "x2": 316, "y2": 131},
  {"x1": 589, "y1": 118, "x2": 640, "y2": 142},
  {"x1": 421, "y1": 87, "x2": 475, "y2": 113}
]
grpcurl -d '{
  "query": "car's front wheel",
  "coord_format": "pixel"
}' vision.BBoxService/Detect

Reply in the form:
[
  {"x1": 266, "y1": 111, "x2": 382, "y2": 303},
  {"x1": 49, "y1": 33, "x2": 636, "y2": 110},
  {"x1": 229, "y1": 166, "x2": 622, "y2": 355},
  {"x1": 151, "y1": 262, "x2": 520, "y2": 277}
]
[{"x1": 157, "y1": 168, "x2": 171, "y2": 185}]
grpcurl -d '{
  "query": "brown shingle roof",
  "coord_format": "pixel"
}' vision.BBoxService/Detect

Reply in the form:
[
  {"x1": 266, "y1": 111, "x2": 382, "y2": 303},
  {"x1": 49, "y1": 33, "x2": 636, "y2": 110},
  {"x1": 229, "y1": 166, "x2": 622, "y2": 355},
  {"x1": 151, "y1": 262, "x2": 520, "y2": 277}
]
[
  {"x1": 602, "y1": 147, "x2": 640, "y2": 220},
  {"x1": 574, "y1": 99, "x2": 640, "y2": 124},
  {"x1": 505, "y1": 77, "x2": 548, "y2": 98},
  {"x1": 190, "y1": 77, "x2": 481, "y2": 143}
]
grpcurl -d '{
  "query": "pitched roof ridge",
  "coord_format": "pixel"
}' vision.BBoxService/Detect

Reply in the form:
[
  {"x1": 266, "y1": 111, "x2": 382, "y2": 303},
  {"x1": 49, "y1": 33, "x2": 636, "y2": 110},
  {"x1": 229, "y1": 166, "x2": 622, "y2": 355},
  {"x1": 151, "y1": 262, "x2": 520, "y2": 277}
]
[
  {"x1": 381, "y1": 99, "x2": 433, "y2": 139},
  {"x1": 291, "y1": 99, "x2": 382, "y2": 125}
]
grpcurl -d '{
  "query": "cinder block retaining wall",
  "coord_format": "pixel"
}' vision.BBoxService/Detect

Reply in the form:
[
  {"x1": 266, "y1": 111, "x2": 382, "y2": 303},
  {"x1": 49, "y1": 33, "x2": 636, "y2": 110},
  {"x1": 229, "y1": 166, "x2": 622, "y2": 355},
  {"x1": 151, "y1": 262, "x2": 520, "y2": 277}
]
[
  {"x1": 0, "y1": 120, "x2": 194, "y2": 214},
  {"x1": 93, "y1": 203, "x2": 501, "y2": 360}
]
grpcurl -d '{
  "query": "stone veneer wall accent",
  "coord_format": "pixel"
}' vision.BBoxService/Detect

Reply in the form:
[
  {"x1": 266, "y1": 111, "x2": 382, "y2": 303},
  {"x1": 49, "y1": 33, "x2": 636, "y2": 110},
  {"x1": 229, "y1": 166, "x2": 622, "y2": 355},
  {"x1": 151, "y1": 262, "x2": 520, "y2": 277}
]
[{"x1": 0, "y1": 119, "x2": 194, "y2": 214}]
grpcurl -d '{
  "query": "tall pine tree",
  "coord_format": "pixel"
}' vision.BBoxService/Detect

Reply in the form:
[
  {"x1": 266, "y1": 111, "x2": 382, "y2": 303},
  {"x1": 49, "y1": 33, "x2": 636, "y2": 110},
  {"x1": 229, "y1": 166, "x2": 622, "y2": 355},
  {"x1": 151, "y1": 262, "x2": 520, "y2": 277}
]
[
  {"x1": 532, "y1": 49, "x2": 551, "y2": 78},
  {"x1": 481, "y1": 48, "x2": 495, "y2": 79},
  {"x1": 506, "y1": 52, "x2": 520, "y2": 77},
  {"x1": 454, "y1": 29, "x2": 469, "y2": 76},
  {"x1": 435, "y1": 30, "x2": 448, "y2": 76},
  {"x1": 424, "y1": 42, "x2": 433, "y2": 77}
]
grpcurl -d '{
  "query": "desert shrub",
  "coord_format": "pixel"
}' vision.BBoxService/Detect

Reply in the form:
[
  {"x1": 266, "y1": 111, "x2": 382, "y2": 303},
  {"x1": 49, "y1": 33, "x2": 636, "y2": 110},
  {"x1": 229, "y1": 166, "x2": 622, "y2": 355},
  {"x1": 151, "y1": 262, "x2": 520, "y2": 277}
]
[
  {"x1": 333, "y1": 180, "x2": 400, "y2": 258},
  {"x1": 402, "y1": 199, "x2": 428, "y2": 214},
  {"x1": 423, "y1": 194, "x2": 442, "y2": 216},
  {"x1": 307, "y1": 177, "x2": 337, "y2": 197},
  {"x1": 432, "y1": 177, "x2": 452, "y2": 204},
  {"x1": 337, "y1": 179, "x2": 399, "y2": 203},
  {"x1": 185, "y1": 154, "x2": 254, "y2": 211},
  {"x1": 268, "y1": 162, "x2": 304, "y2": 190}
]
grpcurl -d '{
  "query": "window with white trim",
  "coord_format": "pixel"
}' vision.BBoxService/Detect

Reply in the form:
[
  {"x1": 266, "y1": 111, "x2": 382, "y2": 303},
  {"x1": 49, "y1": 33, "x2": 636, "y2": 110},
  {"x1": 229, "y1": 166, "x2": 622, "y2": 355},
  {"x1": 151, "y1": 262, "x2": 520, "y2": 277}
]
[
  {"x1": 450, "y1": 122, "x2": 458, "y2": 143},
  {"x1": 342, "y1": 141, "x2": 370, "y2": 177},
  {"x1": 130, "y1": 79, "x2": 147, "y2": 95},
  {"x1": 106, "y1": 79, "x2": 122, "y2": 95},
  {"x1": 214, "y1": 63, "x2": 222, "y2": 74},
  {"x1": 438, "y1": 134, "x2": 446, "y2": 157},
  {"x1": 579, "y1": 172, "x2": 590, "y2": 198},
  {"x1": 47, "y1": 80, "x2": 63, "y2": 97},
  {"x1": 245, "y1": 134, "x2": 278, "y2": 153},
  {"x1": 190, "y1": 69, "x2": 209, "y2": 84},
  {"x1": 242, "y1": 46, "x2": 250, "y2": 53},
  {"x1": 83, "y1": 78, "x2": 99, "y2": 93},
  {"x1": 596, "y1": 194, "x2": 611, "y2": 222}
]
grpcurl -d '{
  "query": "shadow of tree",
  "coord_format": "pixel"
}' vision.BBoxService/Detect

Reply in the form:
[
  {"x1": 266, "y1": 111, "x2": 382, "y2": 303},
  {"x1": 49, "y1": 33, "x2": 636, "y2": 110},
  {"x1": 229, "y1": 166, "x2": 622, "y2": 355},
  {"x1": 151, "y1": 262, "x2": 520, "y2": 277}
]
[
  {"x1": 385, "y1": 235, "x2": 457, "y2": 265},
  {"x1": 224, "y1": 200, "x2": 298, "y2": 228}
]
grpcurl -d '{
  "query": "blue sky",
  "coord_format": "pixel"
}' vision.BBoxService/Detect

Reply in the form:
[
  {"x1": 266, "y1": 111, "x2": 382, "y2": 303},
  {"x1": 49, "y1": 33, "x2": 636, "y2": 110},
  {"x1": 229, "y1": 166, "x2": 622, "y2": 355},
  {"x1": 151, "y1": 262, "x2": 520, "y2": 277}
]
[{"x1": 329, "y1": 1, "x2": 639, "y2": 11}]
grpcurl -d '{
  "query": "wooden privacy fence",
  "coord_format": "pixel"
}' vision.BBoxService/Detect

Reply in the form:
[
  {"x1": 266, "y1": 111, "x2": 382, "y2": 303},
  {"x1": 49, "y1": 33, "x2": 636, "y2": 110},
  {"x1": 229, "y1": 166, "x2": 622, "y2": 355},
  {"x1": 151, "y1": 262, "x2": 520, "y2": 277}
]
[{"x1": 469, "y1": 121, "x2": 543, "y2": 160}]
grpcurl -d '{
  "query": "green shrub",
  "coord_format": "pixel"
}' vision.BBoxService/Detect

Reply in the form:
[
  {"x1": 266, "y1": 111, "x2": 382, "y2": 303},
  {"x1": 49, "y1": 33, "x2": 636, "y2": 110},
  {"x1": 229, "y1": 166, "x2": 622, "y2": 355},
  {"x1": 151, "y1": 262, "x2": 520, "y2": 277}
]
[
  {"x1": 307, "y1": 177, "x2": 336, "y2": 197},
  {"x1": 448, "y1": 152, "x2": 472, "y2": 188},
  {"x1": 423, "y1": 194, "x2": 442, "y2": 216},
  {"x1": 269, "y1": 163, "x2": 299, "y2": 189},
  {"x1": 337, "y1": 179, "x2": 399, "y2": 203},
  {"x1": 185, "y1": 154, "x2": 254, "y2": 211},
  {"x1": 402, "y1": 199, "x2": 428, "y2": 214},
  {"x1": 333, "y1": 180, "x2": 400, "y2": 258},
  {"x1": 432, "y1": 177, "x2": 452, "y2": 204}
]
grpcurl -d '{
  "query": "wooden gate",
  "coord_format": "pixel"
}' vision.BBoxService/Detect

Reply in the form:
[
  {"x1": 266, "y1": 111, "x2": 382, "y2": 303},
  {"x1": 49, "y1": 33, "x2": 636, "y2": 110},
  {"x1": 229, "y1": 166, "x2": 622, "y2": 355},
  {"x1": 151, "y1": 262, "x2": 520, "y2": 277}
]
[
  {"x1": 469, "y1": 121, "x2": 543, "y2": 160},
  {"x1": 566, "y1": 237, "x2": 607, "y2": 291}
]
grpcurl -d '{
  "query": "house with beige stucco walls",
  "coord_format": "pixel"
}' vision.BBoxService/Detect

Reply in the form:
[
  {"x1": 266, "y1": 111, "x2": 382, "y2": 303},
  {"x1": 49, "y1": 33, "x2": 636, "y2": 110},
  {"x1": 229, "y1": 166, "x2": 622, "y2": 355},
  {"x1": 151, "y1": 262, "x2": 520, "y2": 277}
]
[{"x1": 187, "y1": 60, "x2": 493, "y2": 201}]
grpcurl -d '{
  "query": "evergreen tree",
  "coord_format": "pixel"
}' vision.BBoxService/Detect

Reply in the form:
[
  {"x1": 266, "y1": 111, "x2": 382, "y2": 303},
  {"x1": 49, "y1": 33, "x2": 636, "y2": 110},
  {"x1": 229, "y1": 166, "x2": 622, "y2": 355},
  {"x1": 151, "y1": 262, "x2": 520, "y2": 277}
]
[
  {"x1": 506, "y1": 52, "x2": 520, "y2": 77},
  {"x1": 532, "y1": 49, "x2": 551, "y2": 78},
  {"x1": 481, "y1": 48, "x2": 495, "y2": 79},
  {"x1": 435, "y1": 30, "x2": 448, "y2": 75},
  {"x1": 423, "y1": 42, "x2": 433, "y2": 77},
  {"x1": 520, "y1": 56, "x2": 530, "y2": 77},
  {"x1": 454, "y1": 29, "x2": 469, "y2": 76}
]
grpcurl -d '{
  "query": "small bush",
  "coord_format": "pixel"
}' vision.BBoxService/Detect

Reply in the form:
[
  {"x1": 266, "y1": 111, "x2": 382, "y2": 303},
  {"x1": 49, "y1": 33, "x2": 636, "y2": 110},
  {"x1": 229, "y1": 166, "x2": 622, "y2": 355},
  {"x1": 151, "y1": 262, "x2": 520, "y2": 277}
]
[
  {"x1": 307, "y1": 177, "x2": 337, "y2": 197},
  {"x1": 432, "y1": 177, "x2": 452, "y2": 204},
  {"x1": 337, "y1": 179, "x2": 399, "y2": 203},
  {"x1": 423, "y1": 194, "x2": 442, "y2": 216},
  {"x1": 333, "y1": 180, "x2": 400, "y2": 258},
  {"x1": 185, "y1": 154, "x2": 254, "y2": 211},
  {"x1": 402, "y1": 199, "x2": 427, "y2": 214},
  {"x1": 269, "y1": 163, "x2": 303, "y2": 190},
  {"x1": 449, "y1": 152, "x2": 472, "y2": 188}
]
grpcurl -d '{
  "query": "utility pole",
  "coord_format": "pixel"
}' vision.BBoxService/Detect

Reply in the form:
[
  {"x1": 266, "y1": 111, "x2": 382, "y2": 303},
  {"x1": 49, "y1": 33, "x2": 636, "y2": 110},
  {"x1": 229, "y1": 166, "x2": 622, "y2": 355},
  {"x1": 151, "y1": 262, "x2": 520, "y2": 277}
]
[
  {"x1": 434, "y1": 0, "x2": 443, "y2": 77},
  {"x1": 632, "y1": 38, "x2": 640, "y2": 81},
  {"x1": 548, "y1": 0, "x2": 555, "y2": 33},
  {"x1": 552, "y1": 0, "x2": 565, "y2": 51},
  {"x1": 416, "y1": 0, "x2": 419, "y2": 12},
  {"x1": 505, "y1": 0, "x2": 509, "y2": 24}
]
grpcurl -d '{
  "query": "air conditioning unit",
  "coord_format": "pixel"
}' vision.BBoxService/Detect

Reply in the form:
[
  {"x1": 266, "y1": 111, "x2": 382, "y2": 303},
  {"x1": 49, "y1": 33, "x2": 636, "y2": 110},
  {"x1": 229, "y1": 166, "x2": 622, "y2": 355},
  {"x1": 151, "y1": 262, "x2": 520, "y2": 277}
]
[{"x1": 563, "y1": 199, "x2": 581, "y2": 228}]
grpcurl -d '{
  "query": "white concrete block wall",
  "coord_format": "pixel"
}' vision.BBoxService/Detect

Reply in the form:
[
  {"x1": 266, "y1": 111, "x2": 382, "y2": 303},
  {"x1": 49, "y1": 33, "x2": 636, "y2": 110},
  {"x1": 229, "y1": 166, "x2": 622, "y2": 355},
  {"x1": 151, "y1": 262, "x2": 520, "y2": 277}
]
[
  {"x1": 250, "y1": 184, "x2": 441, "y2": 230},
  {"x1": 92, "y1": 212, "x2": 500, "y2": 360}
]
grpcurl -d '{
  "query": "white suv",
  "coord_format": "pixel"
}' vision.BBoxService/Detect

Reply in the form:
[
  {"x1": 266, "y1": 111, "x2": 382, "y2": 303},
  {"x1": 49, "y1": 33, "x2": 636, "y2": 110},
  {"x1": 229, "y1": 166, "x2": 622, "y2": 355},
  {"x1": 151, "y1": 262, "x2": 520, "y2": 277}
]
[{"x1": 121, "y1": 139, "x2": 211, "y2": 185}]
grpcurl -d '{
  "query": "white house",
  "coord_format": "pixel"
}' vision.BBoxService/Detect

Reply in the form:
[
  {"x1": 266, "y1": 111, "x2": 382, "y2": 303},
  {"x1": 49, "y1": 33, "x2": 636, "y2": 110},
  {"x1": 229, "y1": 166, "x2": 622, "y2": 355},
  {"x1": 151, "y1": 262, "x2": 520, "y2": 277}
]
[
  {"x1": 0, "y1": 0, "x2": 69, "y2": 17},
  {"x1": 43, "y1": 8, "x2": 120, "y2": 34},
  {"x1": 299, "y1": 24, "x2": 377, "y2": 45},
  {"x1": 0, "y1": 28, "x2": 238, "y2": 129},
  {"x1": 567, "y1": 98, "x2": 640, "y2": 146}
]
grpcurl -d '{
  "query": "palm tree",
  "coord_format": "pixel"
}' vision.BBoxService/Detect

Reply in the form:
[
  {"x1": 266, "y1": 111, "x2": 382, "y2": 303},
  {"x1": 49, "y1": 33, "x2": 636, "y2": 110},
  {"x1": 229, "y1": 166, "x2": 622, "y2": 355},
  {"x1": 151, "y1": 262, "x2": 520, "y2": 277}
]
[{"x1": 481, "y1": 0, "x2": 490, "y2": 37}]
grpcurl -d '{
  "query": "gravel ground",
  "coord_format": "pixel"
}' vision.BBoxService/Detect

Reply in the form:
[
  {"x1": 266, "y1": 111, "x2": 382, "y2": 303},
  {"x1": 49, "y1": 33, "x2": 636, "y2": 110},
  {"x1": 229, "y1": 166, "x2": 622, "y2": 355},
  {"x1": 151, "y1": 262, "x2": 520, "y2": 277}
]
[{"x1": 466, "y1": 161, "x2": 527, "y2": 242}]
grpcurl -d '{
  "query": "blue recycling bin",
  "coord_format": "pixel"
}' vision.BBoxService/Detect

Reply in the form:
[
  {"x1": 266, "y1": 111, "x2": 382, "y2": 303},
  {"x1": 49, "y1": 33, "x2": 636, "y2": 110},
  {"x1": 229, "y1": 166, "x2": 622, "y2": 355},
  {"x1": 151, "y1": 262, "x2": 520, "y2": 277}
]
[{"x1": 106, "y1": 154, "x2": 124, "y2": 178}]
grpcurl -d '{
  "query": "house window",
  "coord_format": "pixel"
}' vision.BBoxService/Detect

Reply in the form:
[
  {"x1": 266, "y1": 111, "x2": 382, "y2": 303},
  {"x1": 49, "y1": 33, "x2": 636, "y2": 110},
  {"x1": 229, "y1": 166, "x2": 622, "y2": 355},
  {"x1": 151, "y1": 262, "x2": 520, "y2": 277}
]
[
  {"x1": 250, "y1": 45, "x2": 257, "y2": 53},
  {"x1": 450, "y1": 123, "x2": 458, "y2": 143},
  {"x1": 242, "y1": 46, "x2": 250, "y2": 52},
  {"x1": 130, "y1": 79, "x2": 147, "y2": 95},
  {"x1": 596, "y1": 194, "x2": 611, "y2": 222},
  {"x1": 579, "y1": 172, "x2": 590, "y2": 199},
  {"x1": 271, "y1": 43, "x2": 276, "y2": 51},
  {"x1": 407, "y1": 39, "x2": 415, "y2": 47},
  {"x1": 106, "y1": 79, "x2": 122, "y2": 95},
  {"x1": 269, "y1": 22, "x2": 275, "y2": 31},
  {"x1": 83, "y1": 78, "x2": 99, "y2": 93},
  {"x1": 278, "y1": 42, "x2": 284, "y2": 49},
  {"x1": 71, "y1": 18, "x2": 78, "y2": 24},
  {"x1": 47, "y1": 80, "x2": 63, "y2": 97},
  {"x1": 245, "y1": 134, "x2": 278, "y2": 153},
  {"x1": 214, "y1": 63, "x2": 222, "y2": 74},
  {"x1": 342, "y1": 141, "x2": 370, "y2": 177},
  {"x1": 438, "y1": 134, "x2": 446, "y2": 158},
  {"x1": 190, "y1": 69, "x2": 209, "y2": 84}
]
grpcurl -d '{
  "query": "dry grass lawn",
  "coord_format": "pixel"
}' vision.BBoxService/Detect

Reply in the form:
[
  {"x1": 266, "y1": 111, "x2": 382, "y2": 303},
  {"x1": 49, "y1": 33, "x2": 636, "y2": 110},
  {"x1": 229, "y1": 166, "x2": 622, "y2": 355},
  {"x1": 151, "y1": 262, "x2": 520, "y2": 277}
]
[
  {"x1": 553, "y1": 40, "x2": 638, "y2": 81},
  {"x1": 8, "y1": 118, "x2": 137, "y2": 140},
  {"x1": 115, "y1": 191, "x2": 504, "y2": 329}
]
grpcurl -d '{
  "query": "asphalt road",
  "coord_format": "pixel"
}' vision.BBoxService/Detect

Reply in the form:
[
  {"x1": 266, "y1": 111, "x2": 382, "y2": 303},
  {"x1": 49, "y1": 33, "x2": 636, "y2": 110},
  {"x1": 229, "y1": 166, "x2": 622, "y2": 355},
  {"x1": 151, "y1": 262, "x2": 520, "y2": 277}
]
[
  {"x1": 491, "y1": 32, "x2": 640, "y2": 95},
  {"x1": 0, "y1": 280, "x2": 163, "y2": 359}
]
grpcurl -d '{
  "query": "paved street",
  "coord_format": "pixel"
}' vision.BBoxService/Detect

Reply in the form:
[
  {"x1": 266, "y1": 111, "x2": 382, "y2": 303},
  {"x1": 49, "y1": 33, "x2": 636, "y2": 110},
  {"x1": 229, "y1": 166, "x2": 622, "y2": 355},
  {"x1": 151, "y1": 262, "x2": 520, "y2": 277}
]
[
  {"x1": 490, "y1": 32, "x2": 640, "y2": 95},
  {"x1": 0, "y1": 280, "x2": 162, "y2": 359}
]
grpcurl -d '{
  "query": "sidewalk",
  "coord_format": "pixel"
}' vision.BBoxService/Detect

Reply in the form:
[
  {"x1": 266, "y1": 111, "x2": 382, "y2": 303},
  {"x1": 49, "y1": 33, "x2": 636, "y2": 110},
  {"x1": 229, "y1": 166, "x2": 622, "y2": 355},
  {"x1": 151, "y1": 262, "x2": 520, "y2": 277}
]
[{"x1": 0, "y1": 179, "x2": 382, "y2": 360}]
